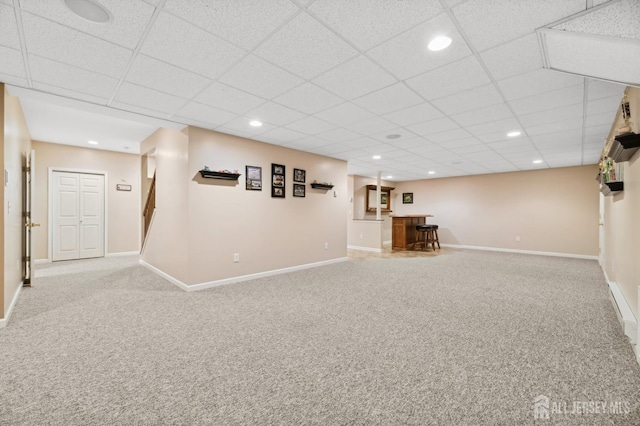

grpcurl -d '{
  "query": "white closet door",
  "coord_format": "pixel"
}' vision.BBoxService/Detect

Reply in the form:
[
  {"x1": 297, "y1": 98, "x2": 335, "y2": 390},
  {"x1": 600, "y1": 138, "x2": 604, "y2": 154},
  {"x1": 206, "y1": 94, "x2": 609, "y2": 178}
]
[{"x1": 52, "y1": 171, "x2": 105, "y2": 261}]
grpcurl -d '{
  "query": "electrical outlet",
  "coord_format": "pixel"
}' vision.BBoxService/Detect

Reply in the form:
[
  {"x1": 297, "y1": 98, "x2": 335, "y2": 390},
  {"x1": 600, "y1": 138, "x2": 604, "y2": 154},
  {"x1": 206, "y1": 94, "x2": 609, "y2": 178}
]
[
  {"x1": 324, "y1": 242, "x2": 329, "y2": 250},
  {"x1": 515, "y1": 235, "x2": 521, "y2": 242},
  {"x1": 233, "y1": 253, "x2": 240, "y2": 263}
]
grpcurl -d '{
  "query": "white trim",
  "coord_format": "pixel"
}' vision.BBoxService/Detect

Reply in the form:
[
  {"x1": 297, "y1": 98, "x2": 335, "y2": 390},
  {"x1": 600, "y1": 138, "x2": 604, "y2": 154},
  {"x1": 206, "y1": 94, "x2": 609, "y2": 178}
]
[
  {"x1": 606, "y1": 281, "x2": 637, "y2": 344},
  {"x1": 106, "y1": 251, "x2": 140, "y2": 257},
  {"x1": 0, "y1": 283, "x2": 23, "y2": 329},
  {"x1": 440, "y1": 243, "x2": 598, "y2": 260},
  {"x1": 347, "y1": 245, "x2": 383, "y2": 253},
  {"x1": 140, "y1": 257, "x2": 349, "y2": 292},
  {"x1": 34, "y1": 259, "x2": 50, "y2": 264},
  {"x1": 48, "y1": 167, "x2": 108, "y2": 262}
]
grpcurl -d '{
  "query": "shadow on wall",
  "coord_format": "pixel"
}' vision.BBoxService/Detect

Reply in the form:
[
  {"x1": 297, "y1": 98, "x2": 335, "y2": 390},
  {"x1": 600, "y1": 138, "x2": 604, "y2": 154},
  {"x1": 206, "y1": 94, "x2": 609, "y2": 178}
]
[{"x1": 438, "y1": 228, "x2": 458, "y2": 245}]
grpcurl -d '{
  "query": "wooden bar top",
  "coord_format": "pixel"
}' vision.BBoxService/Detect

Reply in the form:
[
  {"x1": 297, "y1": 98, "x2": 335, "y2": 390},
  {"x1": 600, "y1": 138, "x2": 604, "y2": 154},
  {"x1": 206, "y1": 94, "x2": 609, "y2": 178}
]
[{"x1": 390, "y1": 214, "x2": 433, "y2": 218}]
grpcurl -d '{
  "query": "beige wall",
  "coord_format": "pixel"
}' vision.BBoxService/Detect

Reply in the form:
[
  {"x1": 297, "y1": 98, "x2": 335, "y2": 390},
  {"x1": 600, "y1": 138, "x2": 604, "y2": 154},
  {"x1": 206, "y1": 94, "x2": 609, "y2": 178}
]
[
  {"x1": 185, "y1": 127, "x2": 347, "y2": 285},
  {"x1": 3, "y1": 86, "x2": 31, "y2": 319},
  {"x1": 31, "y1": 141, "x2": 141, "y2": 260},
  {"x1": 390, "y1": 165, "x2": 599, "y2": 256},
  {"x1": 139, "y1": 127, "x2": 190, "y2": 283},
  {"x1": 602, "y1": 86, "x2": 640, "y2": 316},
  {"x1": 351, "y1": 175, "x2": 396, "y2": 242}
]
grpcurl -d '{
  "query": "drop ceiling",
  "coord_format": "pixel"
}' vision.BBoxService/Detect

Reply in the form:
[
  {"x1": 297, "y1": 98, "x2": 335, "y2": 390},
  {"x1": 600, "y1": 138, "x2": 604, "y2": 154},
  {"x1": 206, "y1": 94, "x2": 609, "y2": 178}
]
[{"x1": 1, "y1": 0, "x2": 638, "y2": 181}]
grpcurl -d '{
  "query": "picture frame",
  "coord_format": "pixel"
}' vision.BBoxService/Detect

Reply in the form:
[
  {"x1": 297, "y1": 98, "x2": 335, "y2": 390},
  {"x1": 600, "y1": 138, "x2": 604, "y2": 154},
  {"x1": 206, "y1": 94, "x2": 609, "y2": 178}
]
[
  {"x1": 245, "y1": 165, "x2": 262, "y2": 191},
  {"x1": 271, "y1": 163, "x2": 285, "y2": 198},
  {"x1": 403, "y1": 192, "x2": 413, "y2": 204},
  {"x1": 381, "y1": 193, "x2": 388, "y2": 205},
  {"x1": 293, "y1": 168, "x2": 306, "y2": 183},
  {"x1": 293, "y1": 184, "x2": 305, "y2": 198}
]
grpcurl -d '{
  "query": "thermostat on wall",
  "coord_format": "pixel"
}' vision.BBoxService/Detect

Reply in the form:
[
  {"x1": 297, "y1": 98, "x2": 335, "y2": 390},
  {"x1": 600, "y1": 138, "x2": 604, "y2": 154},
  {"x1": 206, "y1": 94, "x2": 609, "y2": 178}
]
[{"x1": 116, "y1": 184, "x2": 132, "y2": 191}]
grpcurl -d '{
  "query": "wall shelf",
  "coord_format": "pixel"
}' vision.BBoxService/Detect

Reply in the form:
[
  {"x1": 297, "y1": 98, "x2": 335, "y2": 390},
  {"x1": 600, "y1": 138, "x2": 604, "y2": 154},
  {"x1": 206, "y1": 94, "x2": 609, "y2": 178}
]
[
  {"x1": 609, "y1": 132, "x2": 640, "y2": 163},
  {"x1": 310, "y1": 183, "x2": 334, "y2": 190},
  {"x1": 199, "y1": 170, "x2": 241, "y2": 180},
  {"x1": 601, "y1": 181, "x2": 624, "y2": 196}
]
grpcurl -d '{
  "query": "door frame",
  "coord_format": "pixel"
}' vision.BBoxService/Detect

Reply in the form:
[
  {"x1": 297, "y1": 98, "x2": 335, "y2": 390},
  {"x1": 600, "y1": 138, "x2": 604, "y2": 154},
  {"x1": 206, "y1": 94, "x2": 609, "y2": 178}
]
[{"x1": 48, "y1": 167, "x2": 108, "y2": 262}]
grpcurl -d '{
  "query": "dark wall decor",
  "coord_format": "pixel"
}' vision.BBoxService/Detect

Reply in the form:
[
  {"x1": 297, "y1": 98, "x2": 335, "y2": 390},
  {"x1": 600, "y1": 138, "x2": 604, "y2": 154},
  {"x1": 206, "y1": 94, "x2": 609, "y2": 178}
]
[
  {"x1": 271, "y1": 163, "x2": 285, "y2": 198},
  {"x1": 293, "y1": 183, "x2": 305, "y2": 197},
  {"x1": 403, "y1": 192, "x2": 413, "y2": 204},
  {"x1": 293, "y1": 168, "x2": 306, "y2": 183},
  {"x1": 245, "y1": 165, "x2": 262, "y2": 190}
]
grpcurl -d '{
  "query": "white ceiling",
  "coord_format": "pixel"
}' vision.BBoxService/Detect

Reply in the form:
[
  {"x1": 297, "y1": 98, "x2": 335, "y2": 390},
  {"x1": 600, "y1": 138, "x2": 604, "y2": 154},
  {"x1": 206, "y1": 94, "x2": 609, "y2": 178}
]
[{"x1": 1, "y1": 0, "x2": 637, "y2": 181}]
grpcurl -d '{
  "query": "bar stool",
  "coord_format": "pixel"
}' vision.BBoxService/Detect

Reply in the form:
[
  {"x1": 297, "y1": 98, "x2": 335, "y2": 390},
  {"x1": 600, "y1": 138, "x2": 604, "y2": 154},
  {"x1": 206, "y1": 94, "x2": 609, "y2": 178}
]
[
  {"x1": 425, "y1": 224, "x2": 440, "y2": 251},
  {"x1": 414, "y1": 225, "x2": 429, "y2": 250}
]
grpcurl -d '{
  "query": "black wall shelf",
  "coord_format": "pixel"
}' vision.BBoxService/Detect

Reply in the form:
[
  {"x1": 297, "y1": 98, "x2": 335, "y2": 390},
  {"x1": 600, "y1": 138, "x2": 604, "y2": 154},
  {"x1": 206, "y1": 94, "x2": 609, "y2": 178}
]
[
  {"x1": 609, "y1": 132, "x2": 640, "y2": 163},
  {"x1": 310, "y1": 183, "x2": 334, "y2": 190},
  {"x1": 199, "y1": 170, "x2": 241, "y2": 180},
  {"x1": 601, "y1": 181, "x2": 624, "y2": 196}
]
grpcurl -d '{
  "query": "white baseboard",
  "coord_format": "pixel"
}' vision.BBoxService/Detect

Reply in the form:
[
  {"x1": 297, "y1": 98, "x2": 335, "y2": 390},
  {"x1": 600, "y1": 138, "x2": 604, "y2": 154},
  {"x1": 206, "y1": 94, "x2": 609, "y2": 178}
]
[
  {"x1": 440, "y1": 243, "x2": 598, "y2": 260},
  {"x1": 382, "y1": 240, "x2": 391, "y2": 245},
  {"x1": 107, "y1": 251, "x2": 140, "y2": 257},
  {"x1": 347, "y1": 245, "x2": 383, "y2": 253},
  {"x1": 0, "y1": 282, "x2": 23, "y2": 329},
  {"x1": 140, "y1": 257, "x2": 349, "y2": 292},
  {"x1": 606, "y1": 281, "x2": 637, "y2": 344}
]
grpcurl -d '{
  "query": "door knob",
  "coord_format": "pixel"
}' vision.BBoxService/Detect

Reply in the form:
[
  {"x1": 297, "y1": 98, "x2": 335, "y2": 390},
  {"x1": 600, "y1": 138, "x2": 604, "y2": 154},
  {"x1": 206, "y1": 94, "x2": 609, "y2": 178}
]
[{"x1": 25, "y1": 222, "x2": 41, "y2": 228}]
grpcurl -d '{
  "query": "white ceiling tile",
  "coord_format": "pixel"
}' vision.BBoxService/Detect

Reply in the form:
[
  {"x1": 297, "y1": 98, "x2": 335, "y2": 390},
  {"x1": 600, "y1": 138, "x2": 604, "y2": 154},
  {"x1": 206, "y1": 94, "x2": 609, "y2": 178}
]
[
  {"x1": 407, "y1": 117, "x2": 459, "y2": 136},
  {"x1": 174, "y1": 101, "x2": 237, "y2": 127},
  {"x1": 256, "y1": 127, "x2": 308, "y2": 144},
  {"x1": 352, "y1": 83, "x2": 423, "y2": 115},
  {"x1": 345, "y1": 117, "x2": 397, "y2": 136},
  {"x1": 273, "y1": 83, "x2": 344, "y2": 114},
  {"x1": 0, "y1": 3, "x2": 20, "y2": 49},
  {"x1": 584, "y1": 124, "x2": 611, "y2": 137},
  {"x1": 508, "y1": 84, "x2": 584, "y2": 116},
  {"x1": 29, "y1": 55, "x2": 118, "y2": 99},
  {"x1": 310, "y1": 0, "x2": 442, "y2": 51},
  {"x1": 0, "y1": 45, "x2": 25, "y2": 79},
  {"x1": 451, "y1": 103, "x2": 514, "y2": 126},
  {"x1": 164, "y1": 0, "x2": 298, "y2": 50},
  {"x1": 285, "y1": 116, "x2": 336, "y2": 135},
  {"x1": 406, "y1": 56, "x2": 490, "y2": 100},
  {"x1": 317, "y1": 128, "x2": 361, "y2": 143},
  {"x1": 22, "y1": 12, "x2": 132, "y2": 78},
  {"x1": 312, "y1": 55, "x2": 397, "y2": 100},
  {"x1": 519, "y1": 103, "x2": 584, "y2": 127},
  {"x1": 310, "y1": 142, "x2": 353, "y2": 156},
  {"x1": 530, "y1": 129, "x2": 582, "y2": 147},
  {"x1": 462, "y1": 151, "x2": 506, "y2": 162},
  {"x1": 587, "y1": 79, "x2": 625, "y2": 100},
  {"x1": 383, "y1": 103, "x2": 443, "y2": 127},
  {"x1": 126, "y1": 54, "x2": 212, "y2": 99},
  {"x1": 453, "y1": 0, "x2": 585, "y2": 51},
  {"x1": 553, "y1": 0, "x2": 640, "y2": 40},
  {"x1": 367, "y1": 13, "x2": 472, "y2": 80},
  {"x1": 333, "y1": 137, "x2": 380, "y2": 150},
  {"x1": 31, "y1": 82, "x2": 108, "y2": 105},
  {"x1": 465, "y1": 117, "x2": 522, "y2": 137},
  {"x1": 587, "y1": 95, "x2": 622, "y2": 116},
  {"x1": 315, "y1": 103, "x2": 375, "y2": 126},
  {"x1": 193, "y1": 83, "x2": 265, "y2": 115},
  {"x1": 383, "y1": 137, "x2": 431, "y2": 150},
  {"x1": 255, "y1": 12, "x2": 358, "y2": 80},
  {"x1": 586, "y1": 111, "x2": 618, "y2": 127},
  {"x1": 114, "y1": 82, "x2": 187, "y2": 114},
  {"x1": 221, "y1": 116, "x2": 278, "y2": 135},
  {"x1": 219, "y1": 55, "x2": 304, "y2": 99},
  {"x1": 497, "y1": 68, "x2": 584, "y2": 101},
  {"x1": 368, "y1": 128, "x2": 418, "y2": 143},
  {"x1": 246, "y1": 102, "x2": 305, "y2": 126},
  {"x1": 480, "y1": 33, "x2": 543, "y2": 81},
  {"x1": 109, "y1": 101, "x2": 173, "y2": 120},
  {"x1": 429, "y1": 129, "x2": 473, "y2": 144},
  {"x1": 20, "y1": 0, "x2": 155, "y2": 49},
  {"x1": 141, "y1": 12, "x2": 246, "y2": 80},
  {"x1": 432, "y1": 84, "x2": 504, "y2": 115},
  {"x1": 443, "y1": 138, "x2": 484, "y2": 150},
  {"x1": 283, "y1": 135, "x2": 330, "y2": 150},
  {"x1": 523, "y1": 118, "x2": 583, "y2": 136}
]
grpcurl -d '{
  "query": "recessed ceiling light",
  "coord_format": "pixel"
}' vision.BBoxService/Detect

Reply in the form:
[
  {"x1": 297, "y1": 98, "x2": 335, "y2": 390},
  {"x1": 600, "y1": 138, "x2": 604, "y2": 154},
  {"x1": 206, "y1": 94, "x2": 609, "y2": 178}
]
[
  {"x1": 428, "y1": 35, "x2": 452, "y2": 52},
  {"x1": 386, "y1": 175, "x2": 393, "y2": 179},
  {"x1": 507, "y1": 131, "x2": 521, "y2": 137},
  {"x1": 87, "y1": 140, "x2": 99, "y2": 145},
  {"x1": 385, "y1": 134, "x2": 402, "y2": 140},
  {"x1": 64, "y1": 0, "x2": 112, "y2": 23},
  {"x1": 372, "y1": 155, "x2": 381, "y2": 160},
  {"x1": 428, "y1": 171, "x2": 435, "y2": 175},
  {"x1": 533, "y1": 159, "x2": 543, "y2": 164},
  {"x1": 249, "y1": 120, "x2": 262, "y2": 127}
]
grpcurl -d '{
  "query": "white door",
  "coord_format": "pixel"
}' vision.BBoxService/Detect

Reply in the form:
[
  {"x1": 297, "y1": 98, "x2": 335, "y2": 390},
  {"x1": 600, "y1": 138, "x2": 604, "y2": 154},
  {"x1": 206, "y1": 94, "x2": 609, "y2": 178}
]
[
  {"x1": 52, "y1": 171, "x2": 105, "y2": 261},
  {"x1": 598, "y1": 192, "x2": 605, "y2": 266}
]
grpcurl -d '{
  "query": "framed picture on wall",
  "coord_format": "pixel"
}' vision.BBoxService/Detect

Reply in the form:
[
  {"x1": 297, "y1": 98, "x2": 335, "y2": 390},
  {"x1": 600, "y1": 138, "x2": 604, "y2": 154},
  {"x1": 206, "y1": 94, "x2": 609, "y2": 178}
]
[
  {"x1": 403, "y1": 192, "x2": 413, "y2": 204},
  {"x1": 245, "y1": 165, "x2": 262, "y2": 191},
  {"x1": 293, "y1": 184, "x2": 305, "y2": 197},
  {"x1": 271, "y1": 163, "x2": 285, "y2": 198},
  {"x1": 293, "y1": 168, "x2": 306, "y2": 183}
]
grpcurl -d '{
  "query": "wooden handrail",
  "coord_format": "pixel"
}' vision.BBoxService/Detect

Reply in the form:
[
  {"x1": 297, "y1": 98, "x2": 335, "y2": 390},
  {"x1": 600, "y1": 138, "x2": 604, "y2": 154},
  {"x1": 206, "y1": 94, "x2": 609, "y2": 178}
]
[{"x1": 143, "y1": 173, "x2": 156, "y2": 242}]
